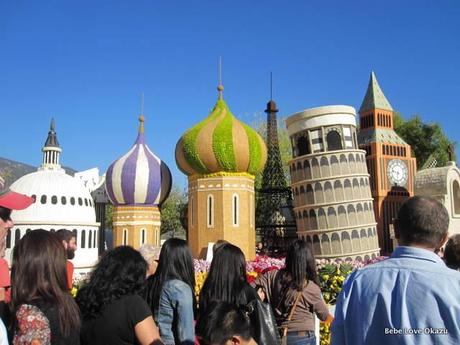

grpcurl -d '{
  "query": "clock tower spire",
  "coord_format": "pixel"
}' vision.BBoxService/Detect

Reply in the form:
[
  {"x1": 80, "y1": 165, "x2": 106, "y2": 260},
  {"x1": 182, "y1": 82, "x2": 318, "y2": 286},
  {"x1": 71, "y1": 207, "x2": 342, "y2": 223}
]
[{"x1": 358, "y1": 71, "x2": 416, "y2": 254}]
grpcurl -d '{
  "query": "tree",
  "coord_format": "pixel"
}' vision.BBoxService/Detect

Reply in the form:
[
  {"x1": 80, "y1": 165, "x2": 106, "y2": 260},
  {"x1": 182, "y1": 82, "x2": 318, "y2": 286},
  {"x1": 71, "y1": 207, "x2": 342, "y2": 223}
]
[
  {"x1": 394, "y1": 112, "x2": 455, "y2": 169},
  {"x1": 160, "y1": 185, "x2": 188, "y2": 239}
]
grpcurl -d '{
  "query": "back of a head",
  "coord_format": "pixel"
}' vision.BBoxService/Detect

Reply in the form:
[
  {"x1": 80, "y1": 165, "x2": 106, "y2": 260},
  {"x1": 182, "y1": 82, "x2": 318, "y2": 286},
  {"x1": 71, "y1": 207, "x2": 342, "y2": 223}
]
[
  {"x1": 76, "y1": 246, "x2": 147, "y2": 319},
  {"x1": 395, "y1": 196, "x2": 449, "y2": 248},
  {"x1": 11, "y1": 229, "x2": 80, "y2": 335},
  {"x1": 55, "y1": 228, "x2": 74, "y2": 243},
  {"x1": 139, "y1": 243, "x2": 161, "y2": 264},
  {"x1": 284, "y1": 239, "x2": 318, "y2": 288},
  {"x1": 200, "y1": 243, "x2": 247, "y2": 311},
  {"x1": 196, "y1": 301, "x2": 252, "y2": 345},
  {"x1": 12, "y1": 229, "x2": 68, "y2": 302},
  {"x1": 146, "y1": 238, "x2": 195, "y2": 312},
  {"x1": 444, "y1": 234, "x2": 460, "y2": 270}
]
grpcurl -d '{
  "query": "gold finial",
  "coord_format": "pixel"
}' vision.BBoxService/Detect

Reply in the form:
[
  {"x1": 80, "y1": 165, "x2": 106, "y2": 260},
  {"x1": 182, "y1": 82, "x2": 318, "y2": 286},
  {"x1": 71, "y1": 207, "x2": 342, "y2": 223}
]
[
  {"x1": 217, "y1": 56, "x2": 224, "y2": 100},
  {"x1": 139, "y1": 115, "x2": 145, "y2": 134}
]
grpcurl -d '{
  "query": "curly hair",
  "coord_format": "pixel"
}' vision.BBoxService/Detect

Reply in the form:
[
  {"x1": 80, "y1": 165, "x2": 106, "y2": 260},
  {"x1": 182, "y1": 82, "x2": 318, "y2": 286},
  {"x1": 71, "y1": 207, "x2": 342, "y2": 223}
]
[
  {"x1": 444, "y1": 234, "x2": 460, "y2": 270},
  {"x1": 76, "y1": 246, "x2": 148, "y2": 320}
]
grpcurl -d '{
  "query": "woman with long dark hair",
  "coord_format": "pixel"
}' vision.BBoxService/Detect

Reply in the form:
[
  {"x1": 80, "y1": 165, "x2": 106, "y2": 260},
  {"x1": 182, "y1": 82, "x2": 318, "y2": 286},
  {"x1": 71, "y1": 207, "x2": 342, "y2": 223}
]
[
  {"x1": 11, "y1": 229, "x2": 80, "y2": 345},
  {"x1": 253, "y1": 239, "x2": 330, "y2": 345},
  {"x1": 198, "y1": 243, "x2": 258, "y2": 319},
  {"x1": 76, "y1": 246, "x2": 162, "y2": 345},
  {"x1": 144, "y1": 238, "x2": 196, "y2": 345}
]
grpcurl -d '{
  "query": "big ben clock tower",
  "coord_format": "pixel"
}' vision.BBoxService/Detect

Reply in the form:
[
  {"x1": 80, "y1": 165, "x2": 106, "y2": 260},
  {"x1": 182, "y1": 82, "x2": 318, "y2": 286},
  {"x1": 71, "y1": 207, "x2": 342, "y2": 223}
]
[{"x1": 358, "y1": 71, "x2": 416, "y2": 254}]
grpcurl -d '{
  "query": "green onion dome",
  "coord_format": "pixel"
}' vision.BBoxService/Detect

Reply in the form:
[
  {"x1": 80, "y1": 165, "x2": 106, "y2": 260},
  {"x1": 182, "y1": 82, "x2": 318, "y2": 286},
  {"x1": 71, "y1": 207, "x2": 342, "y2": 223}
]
[{"x1": 175, "y1": 97, "x2": 267, "y2": 177}]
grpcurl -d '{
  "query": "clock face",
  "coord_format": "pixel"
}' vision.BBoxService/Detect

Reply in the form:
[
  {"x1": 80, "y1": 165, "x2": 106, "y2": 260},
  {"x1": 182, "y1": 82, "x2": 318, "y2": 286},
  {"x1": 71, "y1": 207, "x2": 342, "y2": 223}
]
[{"x1": 387, "y1": 159, "x2": 408, "y2": 187}]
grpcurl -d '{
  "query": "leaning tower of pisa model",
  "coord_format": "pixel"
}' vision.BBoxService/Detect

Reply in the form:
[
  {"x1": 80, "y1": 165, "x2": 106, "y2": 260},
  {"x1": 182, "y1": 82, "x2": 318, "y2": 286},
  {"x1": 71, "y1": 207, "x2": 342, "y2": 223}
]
[{"x1": 285, "y1": 105, "x2": 380, "y2": 260}]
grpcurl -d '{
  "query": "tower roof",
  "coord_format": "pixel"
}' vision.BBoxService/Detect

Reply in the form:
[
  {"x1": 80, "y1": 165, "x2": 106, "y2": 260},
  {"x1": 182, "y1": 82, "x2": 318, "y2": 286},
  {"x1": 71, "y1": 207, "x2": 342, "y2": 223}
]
[
  {"x1": 44, "y1": 118, "x2": 60, "y2": 148},
  {"x1": 359, "y1": 71, "x2": 393, "y2": 113},
  {"x1": 175, "y1": 91, "x2": 267, "y2": 177}
]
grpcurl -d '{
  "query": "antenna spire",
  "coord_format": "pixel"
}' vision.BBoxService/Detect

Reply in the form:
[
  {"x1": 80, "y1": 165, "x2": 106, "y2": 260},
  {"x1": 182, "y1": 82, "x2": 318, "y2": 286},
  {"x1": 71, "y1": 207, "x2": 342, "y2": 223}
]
[
  {"x1": 139, "y1": 93, "x2": 145, "y2": 134},
  {"x1": 217, "y1": 56, "x2": 224, "y2": 100},
  {"x1": 270, "y1": 72, "x2": 273, "y2": 100}
]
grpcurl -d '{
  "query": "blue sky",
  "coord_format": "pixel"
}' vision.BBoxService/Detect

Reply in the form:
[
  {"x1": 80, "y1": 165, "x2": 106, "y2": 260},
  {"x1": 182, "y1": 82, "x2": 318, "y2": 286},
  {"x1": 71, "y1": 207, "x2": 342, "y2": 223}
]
[{"x1": 1, "y1": 0, "x2": 459, "y2": 187}]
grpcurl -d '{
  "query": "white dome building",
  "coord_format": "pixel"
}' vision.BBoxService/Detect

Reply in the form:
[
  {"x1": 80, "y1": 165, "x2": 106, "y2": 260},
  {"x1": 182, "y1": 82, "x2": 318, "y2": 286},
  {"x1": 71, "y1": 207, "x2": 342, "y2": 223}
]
[{"x1": 6, "y1": 120, "x2": 99, "y2": 273}]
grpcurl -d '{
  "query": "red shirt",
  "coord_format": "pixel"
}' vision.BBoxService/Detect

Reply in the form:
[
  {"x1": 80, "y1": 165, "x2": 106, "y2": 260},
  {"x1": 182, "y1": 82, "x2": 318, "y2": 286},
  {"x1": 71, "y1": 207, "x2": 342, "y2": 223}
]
[
  {"x1": 66, "y1": 260, "x2": 74, "y2": 290},
  {"x1": 0, "y1": 258, "x2": 11, "y2": 302}
]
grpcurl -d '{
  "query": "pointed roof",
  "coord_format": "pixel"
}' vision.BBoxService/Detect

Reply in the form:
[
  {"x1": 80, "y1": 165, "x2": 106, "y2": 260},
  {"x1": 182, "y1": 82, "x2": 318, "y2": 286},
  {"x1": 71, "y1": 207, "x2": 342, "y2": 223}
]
[
  {"x1": 44, "y1": 118, "x2": 60, "y2": 148},
  {"x1": 359, "y1": 71, "x2": 393, "y2": 113}
]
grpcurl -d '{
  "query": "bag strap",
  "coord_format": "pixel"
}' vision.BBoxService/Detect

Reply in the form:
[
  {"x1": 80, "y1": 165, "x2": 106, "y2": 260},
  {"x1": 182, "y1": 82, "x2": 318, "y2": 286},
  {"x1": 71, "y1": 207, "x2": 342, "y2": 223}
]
[{"x1": 281, "y1": 281, "x2": 305, "y2": 337}]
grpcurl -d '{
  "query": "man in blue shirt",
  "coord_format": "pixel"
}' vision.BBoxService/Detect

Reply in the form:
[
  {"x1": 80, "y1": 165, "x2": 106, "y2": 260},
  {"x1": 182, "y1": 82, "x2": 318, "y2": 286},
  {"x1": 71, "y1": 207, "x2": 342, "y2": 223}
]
[{"x1": 331, "y1": 196, "x2": 460, "y2": 345}]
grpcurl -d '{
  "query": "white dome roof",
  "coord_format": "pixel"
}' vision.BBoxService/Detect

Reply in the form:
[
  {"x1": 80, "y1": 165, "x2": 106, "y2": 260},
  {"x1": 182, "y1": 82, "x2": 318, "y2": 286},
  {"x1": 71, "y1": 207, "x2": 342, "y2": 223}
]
[{"x1": 10, "y1": 169, "x2": 97, "y2": 225}]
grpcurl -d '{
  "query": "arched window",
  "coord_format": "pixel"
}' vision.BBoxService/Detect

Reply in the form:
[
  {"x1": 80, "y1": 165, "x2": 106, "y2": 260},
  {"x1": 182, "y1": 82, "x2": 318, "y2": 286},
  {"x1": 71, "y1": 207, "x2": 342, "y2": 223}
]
[
  {"x1": 15, "y1": 228, "x2": 21, "y2": 246},
  {"x1": 70, "y1": 197, "x2": 75, "y2": 205},
  {"x1": 40, "y1": 195, "x2": 47, "y2": 204},
  {"x1": 6, "y1": 229, "x2": 11, "y2": 249},
  {"x1": 93, "y1": 230, "x2": 97, "y2": 248},
  {"x1": 140, "y1": 228, "x2": 146, "y2": 246},
  {"x1": 88, "y1": 230, "x2": 92, "y2": 248},
  {"x1": 51, "y1": 195, "x2": 57, "y2": 205},
  {"x1": 81, "y1": 230, "x2": 86, "y2": 249},
  {"x1": 123, "y1": 229, "x2": 128, "y2": 245},
  {"x1": 31, "y1": 194, "x2": 36, "y2": 203},
  {"x1": 453, "y1": 180, "x2": 460, "y2": 215},
  {"x1": 78, "y1": 198, "x2": 83, "y2": 206},
  {"x1": 72, "y1": 230, "x2": 78, "y2": 245},
  {"x1": 190, "y1": 196, "x2": 194, "y2": 226},
  {"x1": 207, "y1": 195, "x2": 214, "y2": 228},
  {"x1": 61, "y1": 196, "x2": 67, "y2": 205},
  {"x1": 297, "y1": 136, "x2": 310, "y2": 156},
  {"x1": 232, "y1": 194, "x2": 239, "y2": 227},
  {"x1": 326, "y1": 130, "x2": 343, "y2": 151},
  {"x1": 84, "y1": 199, "x2": 88, "y2": 206}
]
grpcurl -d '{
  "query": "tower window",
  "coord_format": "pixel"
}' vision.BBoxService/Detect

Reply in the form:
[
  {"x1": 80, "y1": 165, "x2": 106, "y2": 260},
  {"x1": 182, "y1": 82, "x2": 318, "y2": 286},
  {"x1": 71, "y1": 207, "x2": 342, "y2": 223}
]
[
  {"x1": 297, "y1": 136, "x2": 310, "y2": 156},
  {"x1": 78, "y1": 198, "x2": 83, "y2": 206},
  {"x1": 6, "y1": 229, "x2": 11, "y2": 249},
  {"x1": 61, "y1": 196, "x2": 67, "y2": 205},
  {"x1": 88, "y1": 230, "x2": 92, "y2": 248},
  {"x1": 40, "y1": 195, "x2": 47, "y2": 204},
  {"x1": 51, "y1": 196, "x2": 57, "y2": 205},
  {"x1": 207, "y1": 195, "x2": 214, "y2": 228},
  {"x1": 123, "y1": 229, "x2": 128, "y2": 245},
  {"x1": 70, "y1": 197, "x2": 75, "y2": 205},
  {"x1": 326, "y1": 130, "x2": 343, "y2": 151},
  {"x1": 84, "y1": 199, "x2": 88, "y2": 206},
  {"x1": 232, "y1": 194, "x2": 239, "y2": 227},
  {"x1": 93, "y1": 230, "x2": 97, "y2": 248},
  {"x1": 81, "y1": 230, "x2": 86, "y2": 249},
  {"x1": 15, "y1": 228, "x2": 21, "y2": 246},
  {"x1": 140, "y1": 228, "x2": 146, "y2": 246}
]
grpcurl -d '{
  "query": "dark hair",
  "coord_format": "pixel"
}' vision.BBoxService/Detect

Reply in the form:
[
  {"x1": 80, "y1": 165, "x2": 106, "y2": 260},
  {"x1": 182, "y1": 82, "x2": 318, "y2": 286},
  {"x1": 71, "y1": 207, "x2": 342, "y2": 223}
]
[
  {"x1": 199, "y1": 243, "x2": 248, "y2": 314},
  {"x1": 395, "y1": 196, "x2": 449, "y2": 248},
  {"x1": 76, "y1": 246, "x2": 148, "y2": 320},
  {"x1": 281, "y1": 239, "x2": 319, "y2": 290},
  {"x1": 11, "y1": 229, "x2": 80, "y2": 336},
  {"x1": 444, "y1": 234, "x2": 460, "y2": 270},
  {"x1": 145, "y1": 238, "x2": 196, "y2": 315},
  {"x1": 213, "y1": 239, "x2": 229, "y2": 254},
  {"x1": 196, "y1": 301, "x2": 252, "y2": 345},
  {"x1": 55, "y1": 229, "x2": 75, "y2": 243},
  {"x1": 0, "y1": 206, "x2": 11, "y2": 222}
]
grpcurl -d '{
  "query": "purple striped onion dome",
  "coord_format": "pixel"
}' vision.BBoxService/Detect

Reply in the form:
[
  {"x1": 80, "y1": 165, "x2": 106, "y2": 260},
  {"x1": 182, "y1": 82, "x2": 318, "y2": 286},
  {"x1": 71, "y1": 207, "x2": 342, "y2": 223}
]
[{"x1": 105, "y1": 116, "x2": 172, "y2": 206}]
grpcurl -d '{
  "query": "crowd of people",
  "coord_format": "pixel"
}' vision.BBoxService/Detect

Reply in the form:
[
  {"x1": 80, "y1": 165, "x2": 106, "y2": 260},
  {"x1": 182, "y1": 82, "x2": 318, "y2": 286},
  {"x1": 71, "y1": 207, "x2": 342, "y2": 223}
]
[{"x1": 2, "y1": 173, "x2": 460, "y2": 344}]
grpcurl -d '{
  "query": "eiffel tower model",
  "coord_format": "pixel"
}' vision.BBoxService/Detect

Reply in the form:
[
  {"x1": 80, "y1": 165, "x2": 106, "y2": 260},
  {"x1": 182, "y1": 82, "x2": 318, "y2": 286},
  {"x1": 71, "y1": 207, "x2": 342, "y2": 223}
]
[{"x1": 256, "y1": 97, "x2": 297, "y2": 256}]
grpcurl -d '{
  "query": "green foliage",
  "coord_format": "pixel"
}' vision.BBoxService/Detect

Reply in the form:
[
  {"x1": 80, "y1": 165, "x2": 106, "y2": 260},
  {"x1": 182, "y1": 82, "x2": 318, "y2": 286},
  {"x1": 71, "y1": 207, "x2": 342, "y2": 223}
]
[
  {"x1": 394, "y1": 112, "x2": 455, "y2": 169},
  {"x1": 213, "y1": 107, "x2": 237, "y2": 171},
  {"x1": 242, "y1": 122, "x2": 263, "y2": 175},
  {"x1": 160, "y1": 185, "x2": 187, "y2": 239},
  {"x1": 181, "y1": 102, "x2": 223, "y2": 174},
  {"x1": 105, "y1": 204, "x2": 113, "y2": 229}
]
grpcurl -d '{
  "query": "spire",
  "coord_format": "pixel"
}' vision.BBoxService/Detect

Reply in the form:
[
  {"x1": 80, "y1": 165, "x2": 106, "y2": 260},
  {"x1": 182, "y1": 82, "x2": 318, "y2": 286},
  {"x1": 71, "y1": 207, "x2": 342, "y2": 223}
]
[
  {"x1": 44, "y1": 118, "x2": 60, "y2": 148},
  {"x1": 217, "y1": 56, "x2": 224, "y2": 100},
  {"x1": 40, "y1": 118, "x2": 62, "y2": 171},
  {"x1": 359, "y1": 71, "x2": 393, "y2": 113},
  {"x1": 139, "y1": 93, "x2": 145, "y2": 134}
]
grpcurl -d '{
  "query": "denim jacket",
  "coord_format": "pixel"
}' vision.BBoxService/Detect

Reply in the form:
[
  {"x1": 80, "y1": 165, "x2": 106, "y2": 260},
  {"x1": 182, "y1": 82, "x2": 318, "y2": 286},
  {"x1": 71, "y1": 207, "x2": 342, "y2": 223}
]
[{"x1": 155, "y1": 279, "x2": 195, "y2": 345}]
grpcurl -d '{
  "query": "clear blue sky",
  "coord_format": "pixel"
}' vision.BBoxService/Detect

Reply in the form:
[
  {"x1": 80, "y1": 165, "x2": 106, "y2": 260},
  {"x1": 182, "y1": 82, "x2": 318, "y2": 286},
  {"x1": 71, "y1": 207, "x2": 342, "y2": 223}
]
[{"x1": 1, "y1": 0, "x2": 459, "y2": 188}]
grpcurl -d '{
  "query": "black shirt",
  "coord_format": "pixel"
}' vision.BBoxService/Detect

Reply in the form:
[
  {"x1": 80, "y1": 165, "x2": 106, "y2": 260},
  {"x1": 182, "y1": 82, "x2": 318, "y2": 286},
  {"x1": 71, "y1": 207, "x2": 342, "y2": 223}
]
[{"x1": 81, "y1": 294, "x2": 152, "y2": 345}]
